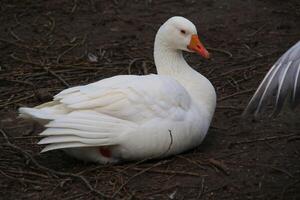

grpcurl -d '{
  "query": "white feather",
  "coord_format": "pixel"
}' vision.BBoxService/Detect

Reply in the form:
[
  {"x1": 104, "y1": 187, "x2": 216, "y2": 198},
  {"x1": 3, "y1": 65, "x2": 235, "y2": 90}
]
[
  {"x1": 41, "y1": 142, "x2": 96, "y2": 153},
  {"x1": 276, "y1": 61, "x2": 293, "y2": 105},
  {"x1": 40, "y1": 128, "x2": 109, "y2": 138},
  {"x1": 292, "y1": 62, "x2": 300, "y2": 102},
  {"x1": 38, "y1": 136, "x2": 113, "y2": 145},
  {"x1": 255, "y1": 63, "x2": 283, "y2": 115}
]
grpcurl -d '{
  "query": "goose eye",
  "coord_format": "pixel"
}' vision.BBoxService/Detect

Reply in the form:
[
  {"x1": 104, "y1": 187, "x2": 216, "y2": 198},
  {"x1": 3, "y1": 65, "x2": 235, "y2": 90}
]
[{"x1": 180, "y1": 30, "x2": 186, "y2": 34}]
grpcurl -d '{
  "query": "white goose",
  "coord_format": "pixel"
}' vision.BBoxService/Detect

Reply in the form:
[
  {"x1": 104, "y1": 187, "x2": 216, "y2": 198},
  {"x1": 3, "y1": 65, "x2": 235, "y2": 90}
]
[
  {"x1": 19, "y1": 16, "x2": 216, "y2": 164},
  {"x1": 244, "y1": 41, "x2": 300, "y2": 116}
]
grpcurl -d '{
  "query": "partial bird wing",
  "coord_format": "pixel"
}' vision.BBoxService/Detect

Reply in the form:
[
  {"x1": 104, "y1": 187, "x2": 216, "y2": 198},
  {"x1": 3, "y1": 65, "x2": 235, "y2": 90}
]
[
  {"x1": 243, "y1": 41, "x2": 300, "y2": 116},
  {"x1": 37, "y1": 110, "x2": 137, "y2": 152},
  {"x1": 53, "y1": 74, "x2": 191, "y2": 121},
  {"x1": 20, "y1": 74, "x2": 192, "y2": 152}
]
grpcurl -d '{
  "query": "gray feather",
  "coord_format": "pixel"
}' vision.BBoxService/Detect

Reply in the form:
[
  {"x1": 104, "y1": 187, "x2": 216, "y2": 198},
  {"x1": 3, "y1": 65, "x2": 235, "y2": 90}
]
[{"x1": 243, "y1": 41, "x2": 300, "y2": 116}]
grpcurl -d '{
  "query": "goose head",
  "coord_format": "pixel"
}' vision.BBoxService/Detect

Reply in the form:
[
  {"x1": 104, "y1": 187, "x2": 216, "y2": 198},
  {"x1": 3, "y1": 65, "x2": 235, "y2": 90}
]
[
  {"x1": 155, "y1": 16, "x2": 210, "y2": 59},
  {"x1": 154, "y1": 17, "x2": 216, "y2": 119}
]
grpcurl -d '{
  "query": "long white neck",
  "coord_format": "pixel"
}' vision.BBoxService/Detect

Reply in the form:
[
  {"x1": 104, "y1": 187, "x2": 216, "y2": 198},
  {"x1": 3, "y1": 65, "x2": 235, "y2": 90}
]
[{"x1": 154, "y1": 36, "x2": 216, "y2": 119}]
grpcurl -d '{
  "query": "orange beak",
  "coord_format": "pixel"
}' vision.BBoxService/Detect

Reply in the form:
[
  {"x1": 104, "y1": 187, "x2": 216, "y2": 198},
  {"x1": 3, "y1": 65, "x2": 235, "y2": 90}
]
[{"x1": 187, "y1": 34, "x2": 210, "y2": 59}]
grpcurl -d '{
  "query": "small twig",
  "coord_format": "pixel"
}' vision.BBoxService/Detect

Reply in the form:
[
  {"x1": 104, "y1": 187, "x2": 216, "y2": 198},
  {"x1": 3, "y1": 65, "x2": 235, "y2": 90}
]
[
  {"x1": 0, "y1": 169, "x2": 51, "y2": 186},
  {"x1": 257, "y1": 163, "x2": 293, "y2": 178},
  {"x1": 0, "y1": 94, "x2": 35, "y2": 109},
  {"x1": 197, "y1": 178, "x2": 205, "y2": 199},
  {"x1": 216, "y1": 105, "x2": 244, "y2": 111},
  {"x1": 269, "y1": 32, "x2": 300, "y2": 36},
  {"x1": 89, "y1": 0, "x2": 97, "y2": 12},
  {"x1": 287, "y1": 136, "x2": 300, "y2": 142},
  {"x1": 10, "y1": 135, "x2": 43, "y2": 140},
  {"x1": 131, "y1": 167, "x2": 206, "y2": 177},
  {"x1": 0, "y1": 38, "x2": 51, "y2": 56},
  {"x1": 218, "y1": 89, "x2": 256, "y2": 102},
  {"x1": 206, "y1": 68, "x2": 215, "y2": 76},
  {"x1": 5, "y1": 169, "x2": 49, "y2": 179},
  {"x1": 207, "y1": 47, "x2": 233, "y2": 57},
  {"x1": 127, "y1": 58, "x2": 143, "y2": 75},
  {"x1": 227, "y1": 76, "x2": 240, "y2": 91},
  {"x1": 176, "y1": 155, "x2": 207, "y2": 170},
  {"x1": 9, "y1": 27, "x2": 24, "y2": 42},
  {"x1": 208, "y1": 158, "x2": 229, "y2": 176},
  {"x1": 142, "y1": 61, "x2": 150, "y2": 75},
  {"x1": 56, "y1": 44, "x2": 79, "y2": 63},
  {"x1": 202, "y1": 184, "x2": 228, "y2": 196},
  {"x1": 216, "y1": 150, "x2": 250, "y2": 159},
  {"x1": 143, "y1": 183, "x2": 178, "y2": 196},
  {"x1": 13, "y1": 14, "x2": 21, "y2": 26},
  {"x1": 218, "y1": 65, "x2": 257, "y2": 76},
  {"x1": 44, "y1": 67, "x2": 70, "y2": 87},
  {"x1": 71, "y1": 0, "x2": 78, "y2": 13},
  {"x1": 212, "y1": 66, "x2": 254, "y2": 80},
  {"x1": 63, "y1": 192, "x2": 90, "y2": 200},
  {"x1": 215, "y1": 51, "x2": 278, "y2": 69},
  {"x1": 247, "y1": 24, "x2": 267, "y2": 37},
  {"x1": 225, "y1": 160, "x2": 294, "y2": 178},
  {"x1": 281, "y1": 180, "x2": 300, "y2": 200},
  {"x1": 244, "y1": 44, "x2": 263, "y2": 57},
  {"x1": 230, "y1": 134, "x2": 297, "y2": 146},
  {"x1": 45, "y1": 15, "x2": 56, "y2": 36},
  {"x1": 10, "y1": 53, "x2": 42, "y2": 66},
  {"x1": 112, "y1": 160, "x2": 168, "y2": 198}
]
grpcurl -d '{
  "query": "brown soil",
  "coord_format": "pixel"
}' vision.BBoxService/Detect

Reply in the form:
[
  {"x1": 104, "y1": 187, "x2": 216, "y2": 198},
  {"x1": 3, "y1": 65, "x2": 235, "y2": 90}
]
[{"x1": 0, "y1": 0, "x2": 299, "y2": 199}]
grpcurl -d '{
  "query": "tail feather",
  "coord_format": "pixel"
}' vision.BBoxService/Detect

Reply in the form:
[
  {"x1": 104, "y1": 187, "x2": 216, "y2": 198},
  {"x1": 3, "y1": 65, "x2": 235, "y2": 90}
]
[
  {"x1": 40, "y1": 128, "x2": 109, "y2": 139},
  {"x1": 45, "y1": 119, "x2": 128, "y2": 133},
  {"x1": 19, "y1": 107, "x2": 58, "y2": 120},
  {"x1": 44, "y1": 111, "x2": 135, "y2": 152},
  {"x1": 38, "y1": 135, "x2": 112, "y2": 145},
  {"x1": 19, "y1": 100, "x2": 68, "y2": 118},
  {"x1": 41, "y1": 142, "x2": 96, "y2": 153},
  {"x1": 19, "y1": 103, "x2": 135, "y2": 153}
]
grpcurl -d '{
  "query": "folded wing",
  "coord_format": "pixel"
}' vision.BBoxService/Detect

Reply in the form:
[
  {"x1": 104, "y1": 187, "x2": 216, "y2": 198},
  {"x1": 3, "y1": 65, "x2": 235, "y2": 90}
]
[
  {"x1": 243, "y1": 41, "x2": 300, "y2": 116},
  {"x1": 19, "y1": 74, "x2": 192, "y2": 152}
]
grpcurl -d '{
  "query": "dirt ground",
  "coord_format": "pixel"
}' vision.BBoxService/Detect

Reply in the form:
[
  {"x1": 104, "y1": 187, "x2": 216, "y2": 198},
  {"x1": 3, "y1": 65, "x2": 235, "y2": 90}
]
[{"x1": 0, "y1": 0, "x2": 299, "y2": 199}]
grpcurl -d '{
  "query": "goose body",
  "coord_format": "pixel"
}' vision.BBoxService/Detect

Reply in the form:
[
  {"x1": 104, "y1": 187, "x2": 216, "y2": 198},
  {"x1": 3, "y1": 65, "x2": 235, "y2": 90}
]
[
  {"x1": 244, "y1": 41, "x2": 300, "y2": 116},
  {"x1": 19, "y1": 17, "x2": 216, "y2": 164}
]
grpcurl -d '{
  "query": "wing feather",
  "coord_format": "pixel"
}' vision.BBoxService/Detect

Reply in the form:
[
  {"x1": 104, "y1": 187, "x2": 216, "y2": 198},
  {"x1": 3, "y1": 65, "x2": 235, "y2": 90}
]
[
  {"x1": 53, "y1": 74, "x2": 191, "y2": 121},
  {"x1": 38, "y1": 136, "x2": 112, "y2": 145},
  {"x1": 24, "y1": 74, "x2": 192, "y2": 152},
  {"x1": 244, "y1": 41, "x2": 300, "y2": 116},
  {"x1": 39, "y1": 110, "x2": 136, "y2": 152},
  {"x1": 40, "y1": 128, "x2": 110, "y2": 139},
  {"x1": 292, "y1": 61, "x2": 300, "y2": 107},
  {"x1": 274, "y1": 61, "x2": 293, "y2": 114},
  {"x1": 41, "y1": 142, "x2": 97, "y2": 153}
]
